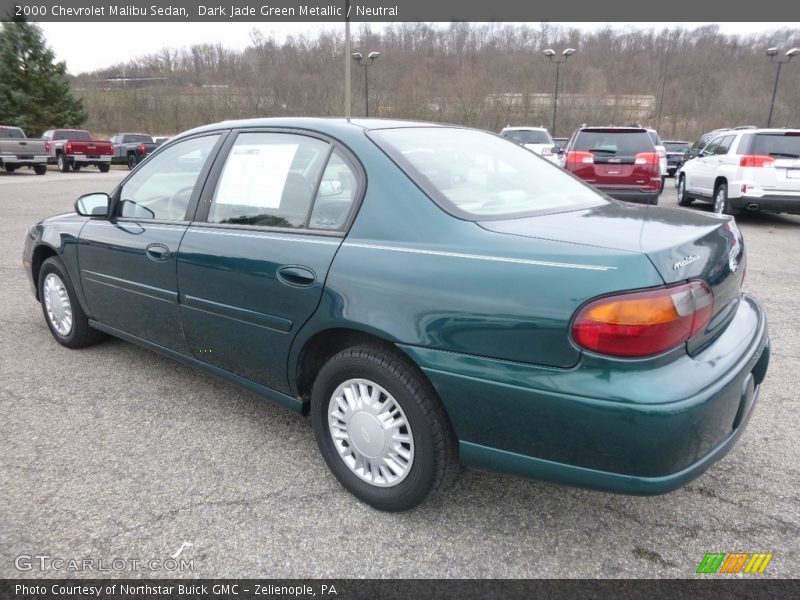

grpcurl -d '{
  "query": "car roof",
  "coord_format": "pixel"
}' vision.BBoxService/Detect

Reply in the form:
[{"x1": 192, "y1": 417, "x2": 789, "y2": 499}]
[
  {"x1": 501, "y1": 126, "x2": 548, "y2": 131},
  {"x1": 664, "y1": 140, "x2": 690, "y2": 144},
  {"x1": 578, "y1": 126, "x2": 648, "y2": 133}
]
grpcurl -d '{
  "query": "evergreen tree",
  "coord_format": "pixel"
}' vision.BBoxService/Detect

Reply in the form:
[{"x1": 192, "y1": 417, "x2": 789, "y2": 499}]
[{"x1": 0, "y1": 20, "x2": 88, "y2": 136}]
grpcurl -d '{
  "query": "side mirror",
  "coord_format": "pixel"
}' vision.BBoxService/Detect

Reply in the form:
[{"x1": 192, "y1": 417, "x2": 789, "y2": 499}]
[
  {"x1": 75, "y1": 192, "x2": 110, "y2": 217},
  {"x1": 318, "y1": 180, "x2": 343, "y2": 197}
]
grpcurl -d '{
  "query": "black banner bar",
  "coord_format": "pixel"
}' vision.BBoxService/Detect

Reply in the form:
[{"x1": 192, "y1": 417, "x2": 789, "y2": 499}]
[
  {"x1": 1, "y1": 579, "x2": 798, "y2": 600},
  {"x1": 1, "y1": 0, "x2": 800, "y2": 22}
]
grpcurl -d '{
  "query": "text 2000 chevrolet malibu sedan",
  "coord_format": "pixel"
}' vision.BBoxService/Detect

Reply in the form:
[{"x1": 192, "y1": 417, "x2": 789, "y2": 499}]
[{"x1": 23, "y1": 119, "x2": 770, "y2": 511}]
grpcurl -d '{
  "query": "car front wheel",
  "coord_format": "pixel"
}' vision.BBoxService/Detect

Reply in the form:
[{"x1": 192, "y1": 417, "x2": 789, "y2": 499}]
[
  {"x1": 677, "y1": 175, "x2": 693, "y2": 206},
  {"x1": 38, "y1": 257, "x2": 105, "y2": 348},
  {"x1": 311, "y1": 344, "x2": 459, "y2": 511},
  {"x1": 713, "y1": 182, "x2": 738, "y2": 216}
]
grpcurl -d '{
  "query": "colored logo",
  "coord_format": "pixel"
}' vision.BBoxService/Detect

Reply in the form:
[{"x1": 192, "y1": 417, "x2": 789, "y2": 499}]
[{"x1": 696, "y1": 552, "x2": 773, "y2": 574}]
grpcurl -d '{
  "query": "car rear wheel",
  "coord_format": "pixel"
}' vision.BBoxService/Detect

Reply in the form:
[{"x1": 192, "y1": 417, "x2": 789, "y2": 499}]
[
  {"x1": 677, "y1": 175, "x2": 694, "y2": 206},
  {"x1": 311, "y1": 344, "x2": 459, "y2": 511},
  {"x1": 98, "y1": 164, "x2": 110, "y2": 173},
  {"x1": 4, "y1": 164, "x2": 17, "y2": 173},
  {"x1": 33, "y1": 164, "x2": 47, "y2": 175},
  {"x1": 57, "y1": 153, "x2": 69, "y2": 173},
  {"x1": 71, "y1": 163, "x2": 81, "y2": 171},
  {"x1": 127, "y1": 153, "x2": 138, "y2": 169},
  {"x1": 713, "y1": 183, "x2": 738, "y2": 216},
  {"x1": 38, "y1": 257, "x2": 105, "y2": 349}
]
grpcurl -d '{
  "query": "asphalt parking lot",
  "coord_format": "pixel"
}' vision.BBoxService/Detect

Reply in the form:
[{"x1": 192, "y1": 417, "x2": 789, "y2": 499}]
[{"x1": 1, "y1": 167, "x2": 798, "y2": 579}]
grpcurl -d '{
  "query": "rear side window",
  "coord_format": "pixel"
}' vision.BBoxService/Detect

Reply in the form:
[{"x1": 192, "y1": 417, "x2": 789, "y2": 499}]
[
  {"x1": 745, "y1": 133, "x2": 800, "y2": 158},
  {"x1": 370, "y1": 127, "x2": 605, "y2": 219},
  {"x1": 648, "y1": 131, "x2": 662, "y2": 146},
  {"x1": 208, "y1": 132, "x2": 331, "y2": 229},
  {"x1": 715, "y1": 135, "x2": 735, "y2": 155},
  {"x1": 502, "y1": 129, "x2": 552, "y2": 144},
  {"x1": 573, "y1": 131, "x2": 655, "y2": 156}
]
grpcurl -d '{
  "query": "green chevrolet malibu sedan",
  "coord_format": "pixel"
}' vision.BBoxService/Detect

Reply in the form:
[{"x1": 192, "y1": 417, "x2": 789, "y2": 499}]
[{"x1": 22, "y1": 118, "x2": 770, "y2": 511}]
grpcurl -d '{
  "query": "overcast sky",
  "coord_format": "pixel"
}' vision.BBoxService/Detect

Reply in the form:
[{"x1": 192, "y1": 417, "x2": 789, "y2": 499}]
[{"x1": 39, "y1": 22, "x2": 800, "y2": 74}]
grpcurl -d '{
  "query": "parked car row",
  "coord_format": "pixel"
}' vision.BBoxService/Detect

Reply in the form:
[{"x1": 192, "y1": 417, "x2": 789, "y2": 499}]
[{"x1": 1, "y1": 127, "x2": 169, "y2": 175}]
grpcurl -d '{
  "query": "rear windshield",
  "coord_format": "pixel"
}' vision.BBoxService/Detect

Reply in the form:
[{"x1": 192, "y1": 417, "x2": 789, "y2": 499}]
[
  {"x1": 369, "y1": 127, "x2": 605, "y2": 219},
  {"x1": 664, "y1": 141, "x2": 690, "y2": 152},
  {"x1": 0, "y1": 127, "x2": 25, "y2": 139},
  {"x1": 746, "y1": 133, "x2": 800, "y2": 158},
  {"x1": 53, "y1": 130, "x2": 91, "y2": 141},
  {"x1": 501, "y1": 129, "x2": 551, "y2": 145},
  {"x1": 123, "y1": 134, "x2": 154, "y2": 143},
  {"x1": 573, "y1": 130, "x2": 655, "y2": 155}
]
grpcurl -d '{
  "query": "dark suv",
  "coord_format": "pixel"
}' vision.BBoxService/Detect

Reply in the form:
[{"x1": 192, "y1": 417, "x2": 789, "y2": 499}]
[{"x1": 561, "y1": 126, "x2": 661, "y2": 204}]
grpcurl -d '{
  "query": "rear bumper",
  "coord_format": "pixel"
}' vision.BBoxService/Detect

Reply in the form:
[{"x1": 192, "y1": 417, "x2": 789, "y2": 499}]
[
  {"x1": 68, "y1": 154, "x2": 112, "y2": 164},
  {"x1": 732, "y1": 194, "x2": 800, "y2": 214},
  {"x1": 400, "y1": 294, "x2": 769, "y2": 494},
  {"x1": 598, "y1": 187, "x2": 660, "y2": 205},
  {"x1": 1, "y1": 154, "x2": 47, "y2": 165}
]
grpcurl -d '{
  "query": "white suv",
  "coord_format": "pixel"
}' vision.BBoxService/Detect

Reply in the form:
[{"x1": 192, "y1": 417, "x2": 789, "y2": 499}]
[
  {"x1": 499, "y1": 126, "x2": 558, "y2": 163},
  {"x1": 645, "y1": 127, "x2": 668, "y2": 192},
  {"x1": 678, "y1": 128, "x2": 800, "y2": 215}
]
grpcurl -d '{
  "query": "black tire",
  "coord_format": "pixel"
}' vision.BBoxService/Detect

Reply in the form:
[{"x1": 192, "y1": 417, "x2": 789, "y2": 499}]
[
  {"x1": 4, "y1": 164, "x2": 17, "y2": 173},
  {"x1": 57, "y1": 153, "x2": 69, "y2": 173},
  {"x1": 311, "y1": 344, "x2": 459, "y2": 512},
  {"x1": 71, "y1": 163, "x2": 81, "y2": 171},
  {"x1": 127, "y1": 153, "x2": 138, "y2": 170},
  {"x1": 713, "y1": 182, "x2": 739, "y2": 216},
  {"x1": 98, "y1": 163, "x2": 110, "y2": 173},
  {"x1": 659, "y1": 176, "x2": 666, "y2": 193},
  {"x1": 38, "y1": 257, "x2": 105, "y2": 349},
  {"x1": 677, "y1": 174, "x2": 694, "y2": 206},
  {"x1": 33, "y1": 164, "x2": 47, "y2": 175}
]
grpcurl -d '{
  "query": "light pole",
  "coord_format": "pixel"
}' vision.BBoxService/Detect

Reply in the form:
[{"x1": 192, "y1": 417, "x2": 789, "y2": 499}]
[
  {"x1": 766, "y1": 46, "x2": 800, "y2": 128},
  {"x1": 352, "y1": 51, "x2": 380, "y2": 118},
  {"x1": 541, "y1": 48, "x2": 576, "y2": 137}
]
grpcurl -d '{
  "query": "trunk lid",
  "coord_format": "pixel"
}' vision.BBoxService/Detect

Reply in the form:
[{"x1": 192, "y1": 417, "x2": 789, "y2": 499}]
[
  {"x1": 67, "y1": 140, "x2": 113, "y2": 156},
  {"x1": 480, "y1": 203, "x2": 745, "y2": 355}
]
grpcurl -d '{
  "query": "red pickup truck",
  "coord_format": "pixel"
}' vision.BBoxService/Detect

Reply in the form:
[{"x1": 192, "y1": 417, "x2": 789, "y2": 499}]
[{"x1": 41, "y1": 129, "x2": 113, "y2": 173}]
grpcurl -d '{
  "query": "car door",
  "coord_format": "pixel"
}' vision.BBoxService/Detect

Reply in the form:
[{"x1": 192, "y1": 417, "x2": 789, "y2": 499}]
[
  {"x1": 176, "y1": 130, "x2": 362, "y2": 393},
  {"x1": 78, "y1": 132, "x2": 225, "y2": 353},
  {"x1": 689, "y1": 136, "x2": 724, "y2": 195}
]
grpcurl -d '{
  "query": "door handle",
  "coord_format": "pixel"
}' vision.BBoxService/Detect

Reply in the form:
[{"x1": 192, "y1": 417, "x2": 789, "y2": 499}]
[
  {"x1": 277, "y1": 265, "x2": 316, "y2": 287},
  {"x1": 145, "y1": 243, "x2": 170, "y2": 262}
]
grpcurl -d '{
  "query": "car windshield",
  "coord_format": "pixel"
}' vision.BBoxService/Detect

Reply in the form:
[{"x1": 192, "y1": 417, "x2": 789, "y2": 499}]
[
  {"x1": 749, "y1": 133, "x2": 800, "y2": 158},
  {"x1": 370, "y1": 127, "x2": 605, "y2": 218},
  {"x1": 0, "y1": 127, "x2": 25, "y2": 139},
  {"x1": 573, "y1": 130, "x2": 655, "y2": 155},
  {"x1": 502, "y1": 129, "x2": 551, "y2": 144},
  {"x1": 53, "y1": 130, "x2": 91, "y2": 141},
  {"x1": 124, "y1": 134, "x2": 154, "y2": 143},
  {"x1": 664, "y1": 142, "x2": 690, "y2": 152}
]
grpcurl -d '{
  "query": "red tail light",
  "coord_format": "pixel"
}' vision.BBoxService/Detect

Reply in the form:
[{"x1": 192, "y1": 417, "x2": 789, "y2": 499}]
[
  {"x1": 566, "y1": 151, "x2": 594, "y2": 167},
  {"x1": 45, "y1": 142, "x2": 50, "y2": 152},
  {"x1": 66, "y1": 142, "x2": 73, "y2": 153},
  {"x1": 139, "y1": 144, "x2": 147, "y2": 154},
  {"x1": 739, "y1": 155, "x2": 775, "y2": 168},
  {"x1": 634, "y1": 152, "x2": 659, "y2": 165},
  {"x1": 571, "y1": 281, "x2": 713, "y2": 358}
]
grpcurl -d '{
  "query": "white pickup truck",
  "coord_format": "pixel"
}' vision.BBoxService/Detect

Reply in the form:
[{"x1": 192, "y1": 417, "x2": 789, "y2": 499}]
[{"x1": 0, "y1": 125, "x2": 48, "y2": 175}]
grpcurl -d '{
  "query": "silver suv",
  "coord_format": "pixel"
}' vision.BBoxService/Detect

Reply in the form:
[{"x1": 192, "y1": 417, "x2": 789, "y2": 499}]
[{"x1": 677, "y1": 128, "x2": 800, "y2": 215}]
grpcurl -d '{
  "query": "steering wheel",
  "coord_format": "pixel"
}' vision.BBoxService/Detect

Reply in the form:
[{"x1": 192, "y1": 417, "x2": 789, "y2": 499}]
[{"x1": 166, "y1": 186, "x2": 195, "y2": 220}]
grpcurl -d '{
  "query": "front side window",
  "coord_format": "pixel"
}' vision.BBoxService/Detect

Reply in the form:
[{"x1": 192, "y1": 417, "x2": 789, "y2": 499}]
[
  {"x1": 370, "y1": 127, "x2": 605, "y2": 219},
  {"x1": 208, "y1": 133, "x2": 331, "y2": 229},
  {"x1": 119, "y1": 134, "x2": 221, "y2": 221}
]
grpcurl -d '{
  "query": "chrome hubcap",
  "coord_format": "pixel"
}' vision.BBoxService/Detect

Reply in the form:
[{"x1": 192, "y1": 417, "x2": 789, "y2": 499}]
[
  {"x1": 714, "y1": 189, "x2": 725, "y2": 213},
  {"x1": 43, "y1": 273, "x2": 73, "y2": 336},
  {"x1": 328, "y1": 378, "x2": 414, "y2": 487}
]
